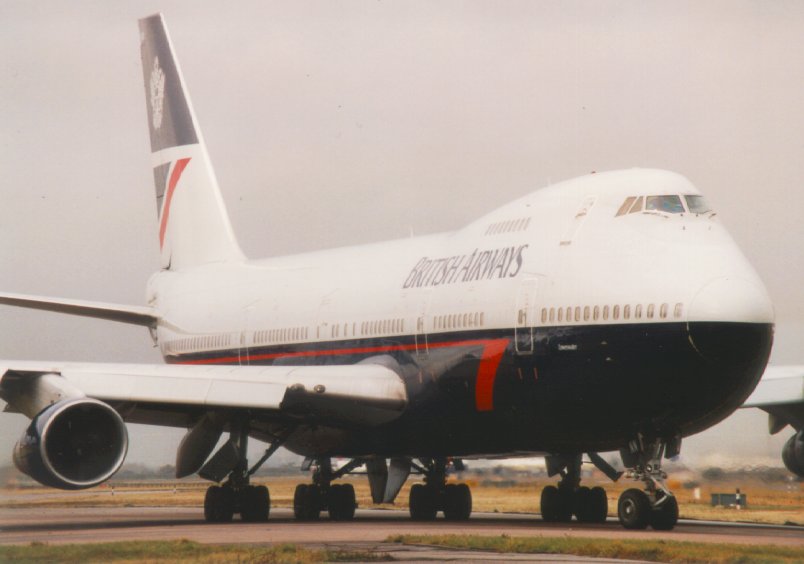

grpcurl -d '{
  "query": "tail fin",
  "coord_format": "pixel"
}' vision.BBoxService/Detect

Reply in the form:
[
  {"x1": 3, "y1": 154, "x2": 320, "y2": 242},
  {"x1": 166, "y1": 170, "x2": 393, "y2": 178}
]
[{"x1": 138, "y1": 14, "x2": 244, "y2": 270}]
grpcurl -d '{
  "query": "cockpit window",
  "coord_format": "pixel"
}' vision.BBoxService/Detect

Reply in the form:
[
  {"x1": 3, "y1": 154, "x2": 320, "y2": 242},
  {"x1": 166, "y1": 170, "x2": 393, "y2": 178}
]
[
  {"x1": 645, "y1": 195, "x2": 684, "y2": 214},
  {"x1": 628, "y1": 196, "x2": 644, "y2": 214},
  {"x1": 684, "y1": 195, "x2": 712, "y2": 214}
]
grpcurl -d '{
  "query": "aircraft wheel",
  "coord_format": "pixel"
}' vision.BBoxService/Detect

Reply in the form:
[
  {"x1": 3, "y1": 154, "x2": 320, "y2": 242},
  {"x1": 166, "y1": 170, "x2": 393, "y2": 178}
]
[
  {"x1": 540, "y1": 485, "x2": 559, "y2": 522},
  {"x1": 204, "y1": 485, "x2": 235, "y2": 523},
  {"x1": 618, "y1": 488, "x2": 650, "y2": 530},
  {"x1": 409, "y1": 483, "x2": 437, "y2": 521},
  {"x1": 240, "y1": 485, "x2": 270, "y2": 522},
  {"x1": 588, "y1": 486, "x2": 608, "y2": 523},
  {"x1": 573, "y1": 486, "x2": 591, "y2": 522},
  {"x1": 293, "y1": 484, "x2": 321, "y2": 521},
  {"x1": 443, "y1": 483, "x2": 472, "y2": 521},
  {"x1": 328, "y1": 483, "x2": 357, "y2": 521},
  {"x1": 541, "y1": 485, "x2": 572, "y2": 522},
  {"x1": 649, "y1": 494, "x2": 679, "y2": 531}
]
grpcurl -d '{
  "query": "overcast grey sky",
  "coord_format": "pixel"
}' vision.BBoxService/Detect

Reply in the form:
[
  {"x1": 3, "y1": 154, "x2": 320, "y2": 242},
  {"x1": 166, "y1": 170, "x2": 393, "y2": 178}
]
[{"x1": 1, "y1": 1, "x2": 802, "y2": 470}]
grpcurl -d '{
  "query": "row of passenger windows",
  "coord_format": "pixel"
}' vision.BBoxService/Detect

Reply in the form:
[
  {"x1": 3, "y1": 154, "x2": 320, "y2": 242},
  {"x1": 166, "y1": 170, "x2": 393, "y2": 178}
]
[
  {"x1": 615, "y1": 194, "x2": 712, "y2": 217},
  {"x1": 540, "y1": 302, "x2": 683, "y2": 324},
  {"x1": 254, "y1": 326, "x2": 309, "y2": 344},
  {"x1": 433, "y1": 311, "x2": 485, "y2": 331},
  {"x1": 360, "y1": 318, "x2": 404, "y2": 336},
  {"x1": 164, "y1": 301, "x2": 682, "y2": 354},
  {"x1": 485, "y1": 216, "x2": 531, "y2": 235},
  {"x1": 164, "y1": 334, "x2": 231, "y2": 354}
]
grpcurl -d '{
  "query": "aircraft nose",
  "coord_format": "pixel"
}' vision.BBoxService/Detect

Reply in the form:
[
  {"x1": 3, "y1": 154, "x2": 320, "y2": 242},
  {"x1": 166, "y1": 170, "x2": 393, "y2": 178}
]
[
  {"x1": 687, "y1": 276, "x2": 774, "y2": 367},
  {"x1": 688, "y1": 276, "x2": 774, "y2": 325}
]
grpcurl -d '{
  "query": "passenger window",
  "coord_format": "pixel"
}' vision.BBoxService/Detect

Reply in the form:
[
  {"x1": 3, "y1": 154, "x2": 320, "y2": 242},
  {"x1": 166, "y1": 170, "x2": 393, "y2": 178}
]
[
  {"x1": 629, "y1": 196, "x2": 644, "y2": 214},
  {"x1": 566, "y1": 307, "x2": 572, "y2": 322},
  {"x1": 647, "y1": 304, "x2": 655, "y2": 319},
  {"x1": 616, "y1": 197, "x2": 637, "y2": 217},
  {"x1": 574, "y1": 307, "x2": 581, "y2": 322},
  {"x1": 674, "y1": 303, "x2": 683, "y2": 318},
  {"x1": 593, "y1": 305, "x2": 600, "y2": 321},
  {"x1": 645, "y1": 195, "x2": 684, "y2": 214},
  {"x1": 603, "y1": 305, "x2": 609, "y2": 320},
  {"x1": 635, "y1": 304, "x2": 642, "y2": 319},
  {"x1": 660, "y1": 303, "x2": 668, "y2": 319},
  {"x1": 549, "y1": 307, "x2": 555, "y2": 322},
  {"x1": 557, "y1": 308, "x2": 564, "y2": 322},
  {"x1": 541, "y1": 308, "x2": 548, "y2": 323},
  {"x1": 583, "y1": 306, "x2": 590, "y2": 321},
  {"x1": 613, "y1": 305, "x2": 620, "y2": 320},
  {"x1": 623, "y1": 304, "x2": 630, "y2": 319}
]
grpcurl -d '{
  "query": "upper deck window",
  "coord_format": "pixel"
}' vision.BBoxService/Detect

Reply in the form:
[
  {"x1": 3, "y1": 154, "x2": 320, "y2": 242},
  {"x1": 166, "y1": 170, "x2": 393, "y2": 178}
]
[
  {"x1": 684, "y1": 195, "x2": 712, "y2": 214},
  {"x1": 645, "y1": 195, "x2": 684, "y2": 214}
]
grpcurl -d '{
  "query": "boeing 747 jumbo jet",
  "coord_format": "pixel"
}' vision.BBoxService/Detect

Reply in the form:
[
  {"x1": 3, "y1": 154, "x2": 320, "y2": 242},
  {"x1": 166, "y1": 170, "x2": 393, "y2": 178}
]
[{"x1": 0, "y1": 14, "x2": 775, "y2": 531}]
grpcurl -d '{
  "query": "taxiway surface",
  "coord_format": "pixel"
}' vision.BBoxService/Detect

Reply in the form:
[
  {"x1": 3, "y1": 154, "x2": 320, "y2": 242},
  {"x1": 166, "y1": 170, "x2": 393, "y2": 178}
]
[{"x1": 1, "y1": 506, "x2": 802, "y2": 548}]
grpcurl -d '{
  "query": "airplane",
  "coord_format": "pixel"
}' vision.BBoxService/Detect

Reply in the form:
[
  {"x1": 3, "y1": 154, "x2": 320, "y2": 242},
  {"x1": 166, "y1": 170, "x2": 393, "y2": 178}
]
[
  {"x1": 742, "y1": 365, "x2": 804, "y2": 477},
  {"x1": 0, "y1": 13, "x2": 775, "y2": 531}
]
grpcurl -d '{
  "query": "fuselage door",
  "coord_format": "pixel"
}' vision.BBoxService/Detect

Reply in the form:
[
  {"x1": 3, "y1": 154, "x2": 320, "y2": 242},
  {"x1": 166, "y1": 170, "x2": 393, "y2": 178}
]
[{"x1": 514, "y1": 277, "x2": 539, "y2": 355}]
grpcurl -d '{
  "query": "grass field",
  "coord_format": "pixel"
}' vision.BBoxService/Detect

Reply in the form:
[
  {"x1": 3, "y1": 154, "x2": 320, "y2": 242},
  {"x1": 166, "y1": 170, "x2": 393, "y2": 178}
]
[{"x1": 2, "y1": 473, "x2": 801, "y2": 526}]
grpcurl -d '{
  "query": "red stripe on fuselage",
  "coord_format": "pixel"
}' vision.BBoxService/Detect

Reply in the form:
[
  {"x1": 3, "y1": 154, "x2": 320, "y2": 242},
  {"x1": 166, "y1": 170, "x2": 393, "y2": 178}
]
[
  {"x1": 176, "y1": 337, "x2": 509, "y2": 412},
  {"x1": 159, "y1": 158, "x2": 192, "y2": 248}
]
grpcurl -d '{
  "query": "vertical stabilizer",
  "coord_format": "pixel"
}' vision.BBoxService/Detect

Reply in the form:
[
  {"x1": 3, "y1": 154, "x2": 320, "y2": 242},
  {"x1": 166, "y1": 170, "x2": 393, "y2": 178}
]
[{"x1": 139, "y1": 14, "x2": 244, "y2": 270}]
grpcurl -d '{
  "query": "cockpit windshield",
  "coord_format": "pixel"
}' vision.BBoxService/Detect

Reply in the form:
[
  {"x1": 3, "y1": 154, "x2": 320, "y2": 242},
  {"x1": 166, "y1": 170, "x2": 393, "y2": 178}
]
[
  {"x1": 615, "y1": 194, "x2": 714, "y2": 217},
  {"x1": 684, "y1": 195, "x2": 712, "y2": 214},
  {"x1": 645, "y1": 195, "x2": 684, "y2": 214}
]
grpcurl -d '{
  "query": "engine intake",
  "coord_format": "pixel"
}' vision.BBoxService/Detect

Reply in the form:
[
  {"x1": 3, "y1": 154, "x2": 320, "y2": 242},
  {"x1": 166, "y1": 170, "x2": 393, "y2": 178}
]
[
  {"x1": 782, "y1": 430, "x2": 804, "y2": 478},
  {"x1": 13, "y1": 398, "x2": 128, "y2": 490}
]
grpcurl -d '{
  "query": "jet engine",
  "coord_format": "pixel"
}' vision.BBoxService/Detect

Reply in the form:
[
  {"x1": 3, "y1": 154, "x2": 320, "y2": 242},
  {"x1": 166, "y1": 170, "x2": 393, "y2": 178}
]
[
  {"x1": 13, "y1": 398, "x2": 128, "y2": 489},
  {"x1": 782, "y1": 430, "x2": 804, "y2": 478}
]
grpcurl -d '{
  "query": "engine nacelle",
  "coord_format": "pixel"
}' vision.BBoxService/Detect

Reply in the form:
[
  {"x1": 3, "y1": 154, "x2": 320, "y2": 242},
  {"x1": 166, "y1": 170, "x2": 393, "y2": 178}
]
[
  {"x1": 782, "y1": 430, "x2": 804, "y2": 478},
  {"x1": 13, "y1": 398, "x2": 128, "y2": 490}
]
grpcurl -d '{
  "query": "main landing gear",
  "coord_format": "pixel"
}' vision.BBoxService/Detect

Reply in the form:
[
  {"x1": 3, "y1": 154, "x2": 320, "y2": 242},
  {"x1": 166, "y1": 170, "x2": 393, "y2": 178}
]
[
  {"x1": 408, "y1": 458, "x2": 473, "y2": 521},
  {"x1": 539, "y1": 454, "x2": 608, "y2": 523},
  {"x1": 616, "y1": 435, "x2": 680, "y2": 531},
  {"x1": 293, "y1": 458, "x2": 361, "y2": 521},
  {"x1": 203, "y1": 422, "x2": 285, "y2": 523}
]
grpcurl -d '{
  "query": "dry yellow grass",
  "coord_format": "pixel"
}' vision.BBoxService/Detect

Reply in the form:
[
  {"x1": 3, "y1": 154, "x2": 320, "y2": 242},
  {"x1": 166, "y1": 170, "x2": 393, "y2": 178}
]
[{"x1": 2, "y1": 474, "x2": 802, "y2": 526}]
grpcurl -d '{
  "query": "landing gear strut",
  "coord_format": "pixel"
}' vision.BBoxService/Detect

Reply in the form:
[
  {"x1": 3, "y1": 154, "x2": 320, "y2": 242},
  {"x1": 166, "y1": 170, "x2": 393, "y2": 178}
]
[
  {"x1": 540, "y1": 454, "x2": 608, "y2": 523},
  {"x1": 408, "y1": 458, "x2": 472, "y2": 521},
  {"x1": 293, "y1": 458, "x2": 361, "y2": 521},
  {"x1": 617, "y1": 435, "x2": 680, "y2": 531},
  {"x1": 203, "y1": 422, "x2": 286, "y2": 523}
]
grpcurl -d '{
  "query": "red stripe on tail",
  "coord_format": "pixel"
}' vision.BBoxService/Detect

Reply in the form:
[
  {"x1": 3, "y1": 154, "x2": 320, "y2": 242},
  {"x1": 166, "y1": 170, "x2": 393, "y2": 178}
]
[{"x1": 159, "y1": 158, "x2": 192, "y2": 248}]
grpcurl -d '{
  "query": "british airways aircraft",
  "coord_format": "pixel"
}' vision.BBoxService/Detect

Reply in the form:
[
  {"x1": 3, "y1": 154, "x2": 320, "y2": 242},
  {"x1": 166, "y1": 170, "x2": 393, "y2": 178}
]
[{"x1": 0, "y1": 14, "x2": 775, "y2": 531}]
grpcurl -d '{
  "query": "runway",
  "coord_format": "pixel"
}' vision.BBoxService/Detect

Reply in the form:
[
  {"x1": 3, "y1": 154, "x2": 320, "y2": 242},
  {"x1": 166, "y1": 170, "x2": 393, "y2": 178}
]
[{"x1": 2, "y1": 506, "x2": 803, "y2": 549}]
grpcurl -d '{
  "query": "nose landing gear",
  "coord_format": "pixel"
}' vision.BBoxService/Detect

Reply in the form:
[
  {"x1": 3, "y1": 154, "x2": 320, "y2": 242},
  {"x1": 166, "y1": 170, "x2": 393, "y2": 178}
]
[{"x1": 617, "y1": 435, "x2": 680, "y2": 531}]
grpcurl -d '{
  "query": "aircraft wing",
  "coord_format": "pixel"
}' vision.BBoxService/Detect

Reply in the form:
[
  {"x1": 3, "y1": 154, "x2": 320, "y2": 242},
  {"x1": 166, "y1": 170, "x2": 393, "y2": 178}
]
[
  {"x1": 0, "y1": 361, "x2": 407, "y2": 428},
  {"x1": 742, "y1": 365, "x2": 804, "y2": 433},
  {"x1": 0, "y1": 292, "x2": 158, "y2": 327}
]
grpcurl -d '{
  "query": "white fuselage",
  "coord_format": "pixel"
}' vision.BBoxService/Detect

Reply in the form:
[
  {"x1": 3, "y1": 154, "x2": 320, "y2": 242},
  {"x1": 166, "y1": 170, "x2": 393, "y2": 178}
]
[{"x1": 149, "y1": 168, "x2": 773, "y2": 359}]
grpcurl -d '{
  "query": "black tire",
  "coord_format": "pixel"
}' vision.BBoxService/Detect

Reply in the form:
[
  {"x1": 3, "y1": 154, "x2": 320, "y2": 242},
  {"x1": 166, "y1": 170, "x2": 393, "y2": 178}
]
[
  {"x1": 589, "y1": 486, "x2": 608, "y2": 523},
  {"x1": 409, "y1": 483, "x2": 437, "y2": 521},
  {"x1": 443, "y1": 483, "x2": 472, "y2": 521},
  {"x1": 540, "y1": 485, "x2": 559, "y2": 522},
  {"x1": 204, "y1": 486, "x2": 219, "y2": 522},
  {"x1": 240, "y1": 485, "x2": 270, "y2": 522},
  {"x1": 573, "y1": 486, "x2": 591, "y2": 522},
  {"x1": 618, "y1": 488, "x2": 650, "y2": 530},
  {"x1": 329, "y1": 484, "x2": 357, "y2": 521},
  {"x1": 649, "y1": 494, "x2": 679, "y2": 531},
  {"x1": 294, "y1": 484, "x2": 321, "y2": 521},
  {"x1": 555, "y1": 487, "x2": 574, "y2": 522}
]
